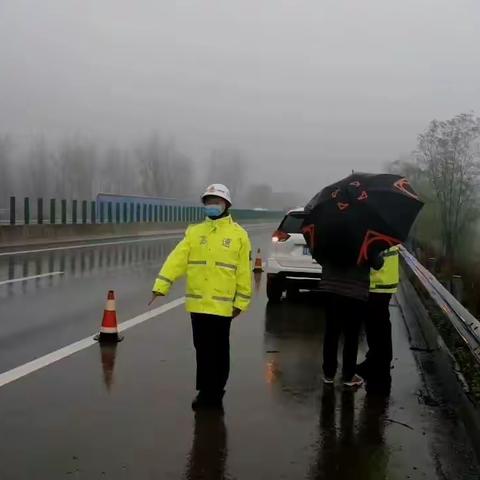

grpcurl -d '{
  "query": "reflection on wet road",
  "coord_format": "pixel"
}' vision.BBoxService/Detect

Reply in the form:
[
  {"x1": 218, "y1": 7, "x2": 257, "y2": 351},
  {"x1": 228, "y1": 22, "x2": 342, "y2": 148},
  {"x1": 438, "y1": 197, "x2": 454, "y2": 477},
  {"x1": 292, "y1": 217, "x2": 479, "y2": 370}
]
[
  {"x1": 183, "y1": 411, "x2": 229, "y2": 480},
  {"x1": 0, "y1": 238, "x2": 179, "y2": 300},
  {"x1": 264, "y1": 299, "x2": 325, "y2": 405},
  {"x1": 0, "y1": 230, "x2": 478, "y2": 479}
]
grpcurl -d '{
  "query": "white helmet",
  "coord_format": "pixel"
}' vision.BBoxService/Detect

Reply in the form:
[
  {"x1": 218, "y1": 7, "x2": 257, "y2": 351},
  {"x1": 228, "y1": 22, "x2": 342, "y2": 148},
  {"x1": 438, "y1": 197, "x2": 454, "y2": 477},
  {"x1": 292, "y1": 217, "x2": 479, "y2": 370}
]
[{"x1": 201, "y1": 183, "x2": 232, "y2": 206}]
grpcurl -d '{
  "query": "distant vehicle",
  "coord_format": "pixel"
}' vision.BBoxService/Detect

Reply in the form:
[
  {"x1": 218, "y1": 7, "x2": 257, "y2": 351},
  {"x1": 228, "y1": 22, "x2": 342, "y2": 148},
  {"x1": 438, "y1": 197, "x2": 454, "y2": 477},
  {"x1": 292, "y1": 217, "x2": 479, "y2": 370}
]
[{"x1": 266, "y1": 208, "x2": 322, "y2": 302}]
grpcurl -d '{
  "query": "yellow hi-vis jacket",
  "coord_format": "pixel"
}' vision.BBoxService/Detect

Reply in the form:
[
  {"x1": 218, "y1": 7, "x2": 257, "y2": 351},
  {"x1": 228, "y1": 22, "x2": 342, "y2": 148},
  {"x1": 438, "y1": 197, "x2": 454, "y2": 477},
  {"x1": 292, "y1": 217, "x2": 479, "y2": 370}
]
[
  {"x1": 370, "y1": 246, "x2": 400, "y2": 294},
  {"x1": 152, "y1": 215, "x2": 253, "y2": 317}
]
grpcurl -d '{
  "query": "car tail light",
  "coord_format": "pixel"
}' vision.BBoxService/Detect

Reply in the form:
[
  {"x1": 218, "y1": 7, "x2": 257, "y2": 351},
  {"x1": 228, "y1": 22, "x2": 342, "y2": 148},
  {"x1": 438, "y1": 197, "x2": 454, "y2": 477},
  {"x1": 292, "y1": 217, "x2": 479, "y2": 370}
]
[{"x1": 272, "y1": 230, "x2": 290, "y2": 242}]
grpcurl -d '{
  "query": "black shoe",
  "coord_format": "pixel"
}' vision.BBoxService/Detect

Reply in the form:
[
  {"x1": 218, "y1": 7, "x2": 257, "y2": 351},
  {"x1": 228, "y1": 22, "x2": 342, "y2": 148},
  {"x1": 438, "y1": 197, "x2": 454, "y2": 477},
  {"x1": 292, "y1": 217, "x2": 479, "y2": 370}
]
[
  {"x1": 191, "y1": 391, "x2": 224, "y2": 411},
  {"x1": 356, "y1": 361, "x2": 369, "y2": 380}
]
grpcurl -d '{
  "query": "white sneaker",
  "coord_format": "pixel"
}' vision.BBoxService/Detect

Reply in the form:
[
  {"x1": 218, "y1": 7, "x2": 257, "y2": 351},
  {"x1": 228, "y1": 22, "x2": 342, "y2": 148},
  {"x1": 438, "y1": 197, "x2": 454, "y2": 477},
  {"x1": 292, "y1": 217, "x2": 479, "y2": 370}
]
[
  {"x1": 323, "y1": 376, "x2": 334, "y2": 385},
  {"x1": 343, "y1": 375, "x2": 364, "y2": 387}
]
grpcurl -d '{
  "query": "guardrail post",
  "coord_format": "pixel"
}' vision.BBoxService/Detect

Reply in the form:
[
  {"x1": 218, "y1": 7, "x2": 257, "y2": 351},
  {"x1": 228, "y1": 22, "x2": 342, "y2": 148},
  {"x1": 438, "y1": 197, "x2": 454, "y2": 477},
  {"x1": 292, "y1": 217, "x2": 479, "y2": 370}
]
[
  {"x1": 72, "y1": 200, "x2": 78, "y2": 224},
  {"x1": 24, "y1": 197, "x2": 30, "y2": 225},
  {"x1": 426, "y1": 257, "x2": 437, "y2": 274},
  {"x1": 451, "y1": 275, "x2": 464, "y2": 302},
  {"x1": 91, "y1": 201, "x2": 96, "y2": 224},
  {"x1": 82, "y1": 200, "x2": 87, "y2": 224},
  {"x1": 115, "y1": 203, "x2": 120, "y2": 223},
  {"x1": 10, "y1": 196, "x2": 15, "y2": 225},
  {"x1": 50, "y1": 199, "x2": 56, "y2": 224},
  {"x1": 61, "y1": 199, "x2": 67, "y2": 224},
  {"x1": 129, "y1": 203, "x2": 134, "y2": 223},
  {"x1": 37, "y1": 198, "x2": 44, "y2": 224},
  {"x1": 148, "y1": 204, "x2": 153, "y2": 222}
]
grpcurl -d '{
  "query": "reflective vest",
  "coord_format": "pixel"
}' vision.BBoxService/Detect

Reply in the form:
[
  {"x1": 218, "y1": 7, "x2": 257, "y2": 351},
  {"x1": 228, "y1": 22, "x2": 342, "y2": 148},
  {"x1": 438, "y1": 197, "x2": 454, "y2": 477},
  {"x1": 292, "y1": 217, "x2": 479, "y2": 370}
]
[
  {"x1": 152, "y1": 215, "x2": 253, "y2": 317},
  {"x1": 370, "y1": 246, "x2": 399, "y2": 293}
]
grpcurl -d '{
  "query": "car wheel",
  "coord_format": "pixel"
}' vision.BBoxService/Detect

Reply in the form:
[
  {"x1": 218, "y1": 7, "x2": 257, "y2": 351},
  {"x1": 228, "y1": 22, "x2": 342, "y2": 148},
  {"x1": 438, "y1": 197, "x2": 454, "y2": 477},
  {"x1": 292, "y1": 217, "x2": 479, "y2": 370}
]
[{"x1": 266, "y1": 275, "x2": 283, "y2": 302}]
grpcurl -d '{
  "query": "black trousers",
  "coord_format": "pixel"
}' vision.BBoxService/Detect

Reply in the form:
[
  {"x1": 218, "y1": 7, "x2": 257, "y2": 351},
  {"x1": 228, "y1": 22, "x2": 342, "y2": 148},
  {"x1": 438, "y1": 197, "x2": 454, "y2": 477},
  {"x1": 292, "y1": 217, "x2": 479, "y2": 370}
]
[
  {"x1": 191, "y1": 313, "x2": 232, "y2": 397},
  {"x1": 364, "y1": 293, "x2": 393, "y2": 381},
  {"x1": 323, "y1": 294, "x2": 364, "y2": 380}
]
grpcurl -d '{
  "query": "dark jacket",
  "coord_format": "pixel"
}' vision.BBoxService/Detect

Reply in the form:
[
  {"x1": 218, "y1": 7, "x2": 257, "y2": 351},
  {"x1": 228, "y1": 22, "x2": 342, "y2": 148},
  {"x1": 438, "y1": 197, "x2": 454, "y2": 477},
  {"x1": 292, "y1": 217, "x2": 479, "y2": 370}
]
[{"x1": 319, "y1": 254, "x2": 384, "y2": 301}]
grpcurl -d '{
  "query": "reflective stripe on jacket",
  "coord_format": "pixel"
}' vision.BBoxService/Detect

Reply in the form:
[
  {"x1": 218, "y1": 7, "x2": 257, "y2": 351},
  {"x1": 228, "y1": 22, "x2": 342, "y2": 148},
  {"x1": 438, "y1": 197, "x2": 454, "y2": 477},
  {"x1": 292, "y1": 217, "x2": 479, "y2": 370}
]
[
  {"x1": 152, "y1": 215, "x2": 253, "y2": 317},
  {"x1": 370, "y1": 246, "x2": 400, "y2": 294}
]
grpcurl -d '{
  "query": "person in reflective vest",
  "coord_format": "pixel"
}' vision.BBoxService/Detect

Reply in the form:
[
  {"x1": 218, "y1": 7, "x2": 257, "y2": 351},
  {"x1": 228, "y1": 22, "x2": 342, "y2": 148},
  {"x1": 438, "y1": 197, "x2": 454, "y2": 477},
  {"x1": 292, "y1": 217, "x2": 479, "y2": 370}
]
[
  {"x1": 357, "y1": 245, "x2": 400, "y2": 390},
  {"x1": 150, "y1": 184, "x2": 253, "y2": 410}
]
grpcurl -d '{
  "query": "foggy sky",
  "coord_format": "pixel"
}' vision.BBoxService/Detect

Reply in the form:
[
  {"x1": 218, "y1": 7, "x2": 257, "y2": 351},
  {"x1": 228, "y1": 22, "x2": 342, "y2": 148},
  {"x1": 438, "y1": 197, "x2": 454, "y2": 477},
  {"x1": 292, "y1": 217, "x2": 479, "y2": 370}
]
[{"x1": 1, "y1": 0, "x2": 479, "y2": 195}]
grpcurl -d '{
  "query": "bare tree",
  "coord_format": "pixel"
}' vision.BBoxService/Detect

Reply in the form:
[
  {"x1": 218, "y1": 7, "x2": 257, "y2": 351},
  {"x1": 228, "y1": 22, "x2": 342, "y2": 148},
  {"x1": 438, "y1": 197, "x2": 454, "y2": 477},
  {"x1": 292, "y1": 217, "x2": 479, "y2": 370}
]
[
  {"x1": 245, "y1": 183, "x2": 273, "y2": 208},
  {"x1": 136, "y1": 134, "x2": 173, "y2": 196},
  {"x1": 165, "y1": 151, "x2": 193, "y2": 198},
  {"x1": 26, "y1": 136, "x2": 52, "y2": 199},
  {"x1": 56, "y1": 137, "x2": 97, "y2": 200},
  {"x1": 0, "y1": 135, "x2": 14, "y2": 203},
  {"x1": 416, "y1": 113, "x2": 480, "y2": 259},
  {"x1": 206, "y1": 148, "x2": 247, "y2": 201},
  {"x1": 98, "y1": 146, "x2": 139, "y2": 195},
  {"x1": 136, "y1": 133, "x2": 196, "y2": 200}
]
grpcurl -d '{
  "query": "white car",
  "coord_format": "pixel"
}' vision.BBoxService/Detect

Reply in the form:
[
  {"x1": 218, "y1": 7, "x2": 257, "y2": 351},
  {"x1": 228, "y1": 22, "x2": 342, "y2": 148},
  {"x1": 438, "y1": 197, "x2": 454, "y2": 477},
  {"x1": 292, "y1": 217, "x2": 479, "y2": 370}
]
[{"x1": 266, "y1": 208, "x2": 322, "y2": 302}]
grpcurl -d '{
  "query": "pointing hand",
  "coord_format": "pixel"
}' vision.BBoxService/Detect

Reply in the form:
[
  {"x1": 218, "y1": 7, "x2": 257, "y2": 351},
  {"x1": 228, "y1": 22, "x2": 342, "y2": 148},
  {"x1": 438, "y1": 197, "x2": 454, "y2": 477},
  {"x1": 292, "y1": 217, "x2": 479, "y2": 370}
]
[{"x1": 148, "y1": 292, "x2": 164, "y2": 306}]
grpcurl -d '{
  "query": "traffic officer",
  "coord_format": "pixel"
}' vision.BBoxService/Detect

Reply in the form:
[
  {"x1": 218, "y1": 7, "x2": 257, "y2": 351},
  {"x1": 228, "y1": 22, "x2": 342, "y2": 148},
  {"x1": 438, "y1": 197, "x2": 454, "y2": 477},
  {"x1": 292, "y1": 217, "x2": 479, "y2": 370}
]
[
  {"x1": 149, "y1": 184, "x2": 253, "y2": 410},
  {"x1": 357, "y1": 245, "x2": 400, "y2": 390}
]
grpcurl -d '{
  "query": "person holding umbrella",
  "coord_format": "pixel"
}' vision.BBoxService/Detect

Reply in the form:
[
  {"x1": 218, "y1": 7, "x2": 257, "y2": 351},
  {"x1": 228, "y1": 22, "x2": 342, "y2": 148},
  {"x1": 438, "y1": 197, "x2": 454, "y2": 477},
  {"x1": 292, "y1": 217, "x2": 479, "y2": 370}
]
[
  {"x1": 303, "y1": 173, "x2": 422, "y2": 388},
  {"x1": 316, "y1": 240, "x2": 385, "y2": 387}
]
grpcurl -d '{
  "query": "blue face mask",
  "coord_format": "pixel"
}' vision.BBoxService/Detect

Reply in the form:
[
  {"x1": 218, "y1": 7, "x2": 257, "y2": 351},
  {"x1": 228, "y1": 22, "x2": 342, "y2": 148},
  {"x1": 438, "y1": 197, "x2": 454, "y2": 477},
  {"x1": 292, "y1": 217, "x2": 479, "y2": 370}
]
[{"x1": 205, "y1": 204, "x2": 225, "y2": 218}]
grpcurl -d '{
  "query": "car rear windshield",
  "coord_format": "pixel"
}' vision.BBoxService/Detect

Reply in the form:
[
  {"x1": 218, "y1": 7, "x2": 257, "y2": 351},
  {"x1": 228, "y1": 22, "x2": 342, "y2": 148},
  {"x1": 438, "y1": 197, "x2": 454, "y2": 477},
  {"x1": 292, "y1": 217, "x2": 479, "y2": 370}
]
[{"x1": 279, "y1": 213, "x2": 305, "y2": 233}]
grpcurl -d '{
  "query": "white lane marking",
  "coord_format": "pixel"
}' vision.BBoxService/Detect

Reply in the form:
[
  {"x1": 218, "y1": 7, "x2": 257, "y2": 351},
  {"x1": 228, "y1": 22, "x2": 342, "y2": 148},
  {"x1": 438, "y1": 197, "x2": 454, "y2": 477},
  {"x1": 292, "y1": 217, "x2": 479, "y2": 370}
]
[
  {"x1": 0, "y1": 297, "x2": 186, "y2": 389},
  {"x1": 0, "y1": 234, "x2": 183, "y2": 257},
  {"x1": 0, "y1": 271, "x2": 64, "y2": 286},
  {"x1": 0, "y1": 223, "x2": 275, "y2": 257}
]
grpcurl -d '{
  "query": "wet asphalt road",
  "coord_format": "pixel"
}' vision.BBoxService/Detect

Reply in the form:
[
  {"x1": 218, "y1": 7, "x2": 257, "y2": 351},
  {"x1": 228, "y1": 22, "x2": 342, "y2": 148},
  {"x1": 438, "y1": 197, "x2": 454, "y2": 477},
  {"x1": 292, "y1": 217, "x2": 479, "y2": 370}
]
[{"x1": 0, "y1": 227, "x2": 478, "y2": 479}]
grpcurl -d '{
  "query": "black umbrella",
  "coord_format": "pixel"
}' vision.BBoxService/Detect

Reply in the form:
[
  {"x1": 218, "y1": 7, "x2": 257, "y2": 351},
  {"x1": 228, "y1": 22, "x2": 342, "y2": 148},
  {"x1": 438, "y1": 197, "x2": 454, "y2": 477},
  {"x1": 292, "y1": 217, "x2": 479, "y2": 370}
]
[{"x1": 303, "y1": 173, "x2": 423, "y2": 266}]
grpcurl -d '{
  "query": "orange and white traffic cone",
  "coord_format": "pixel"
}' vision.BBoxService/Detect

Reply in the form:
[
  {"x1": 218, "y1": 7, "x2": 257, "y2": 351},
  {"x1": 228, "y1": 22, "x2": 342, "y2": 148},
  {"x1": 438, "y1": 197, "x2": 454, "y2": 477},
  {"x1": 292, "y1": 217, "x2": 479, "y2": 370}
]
[
  {"x1": 94, "y1": 290, "x2": 124, "y2": 343},
  {"x1": 253, "y1": 248, "x2": 264, "y2": 273}
]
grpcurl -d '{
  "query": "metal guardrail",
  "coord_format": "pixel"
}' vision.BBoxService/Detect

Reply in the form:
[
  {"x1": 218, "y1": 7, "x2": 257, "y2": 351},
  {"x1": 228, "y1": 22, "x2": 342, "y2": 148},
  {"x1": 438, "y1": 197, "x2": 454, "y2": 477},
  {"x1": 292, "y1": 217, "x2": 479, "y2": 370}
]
[{"x1": 401, "y1": 246, "x2": 480, "y2": 363}]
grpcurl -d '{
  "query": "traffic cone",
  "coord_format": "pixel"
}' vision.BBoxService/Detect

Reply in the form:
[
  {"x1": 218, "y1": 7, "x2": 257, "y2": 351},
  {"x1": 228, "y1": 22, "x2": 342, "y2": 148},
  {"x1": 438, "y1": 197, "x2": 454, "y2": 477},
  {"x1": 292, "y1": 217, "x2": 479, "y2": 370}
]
[
  {"x1": 253, "y1": 248, "x2": 264, "y2": 273},
  {"x1": 94, "y1": 290, "x2": 124, "y2": 343}
]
